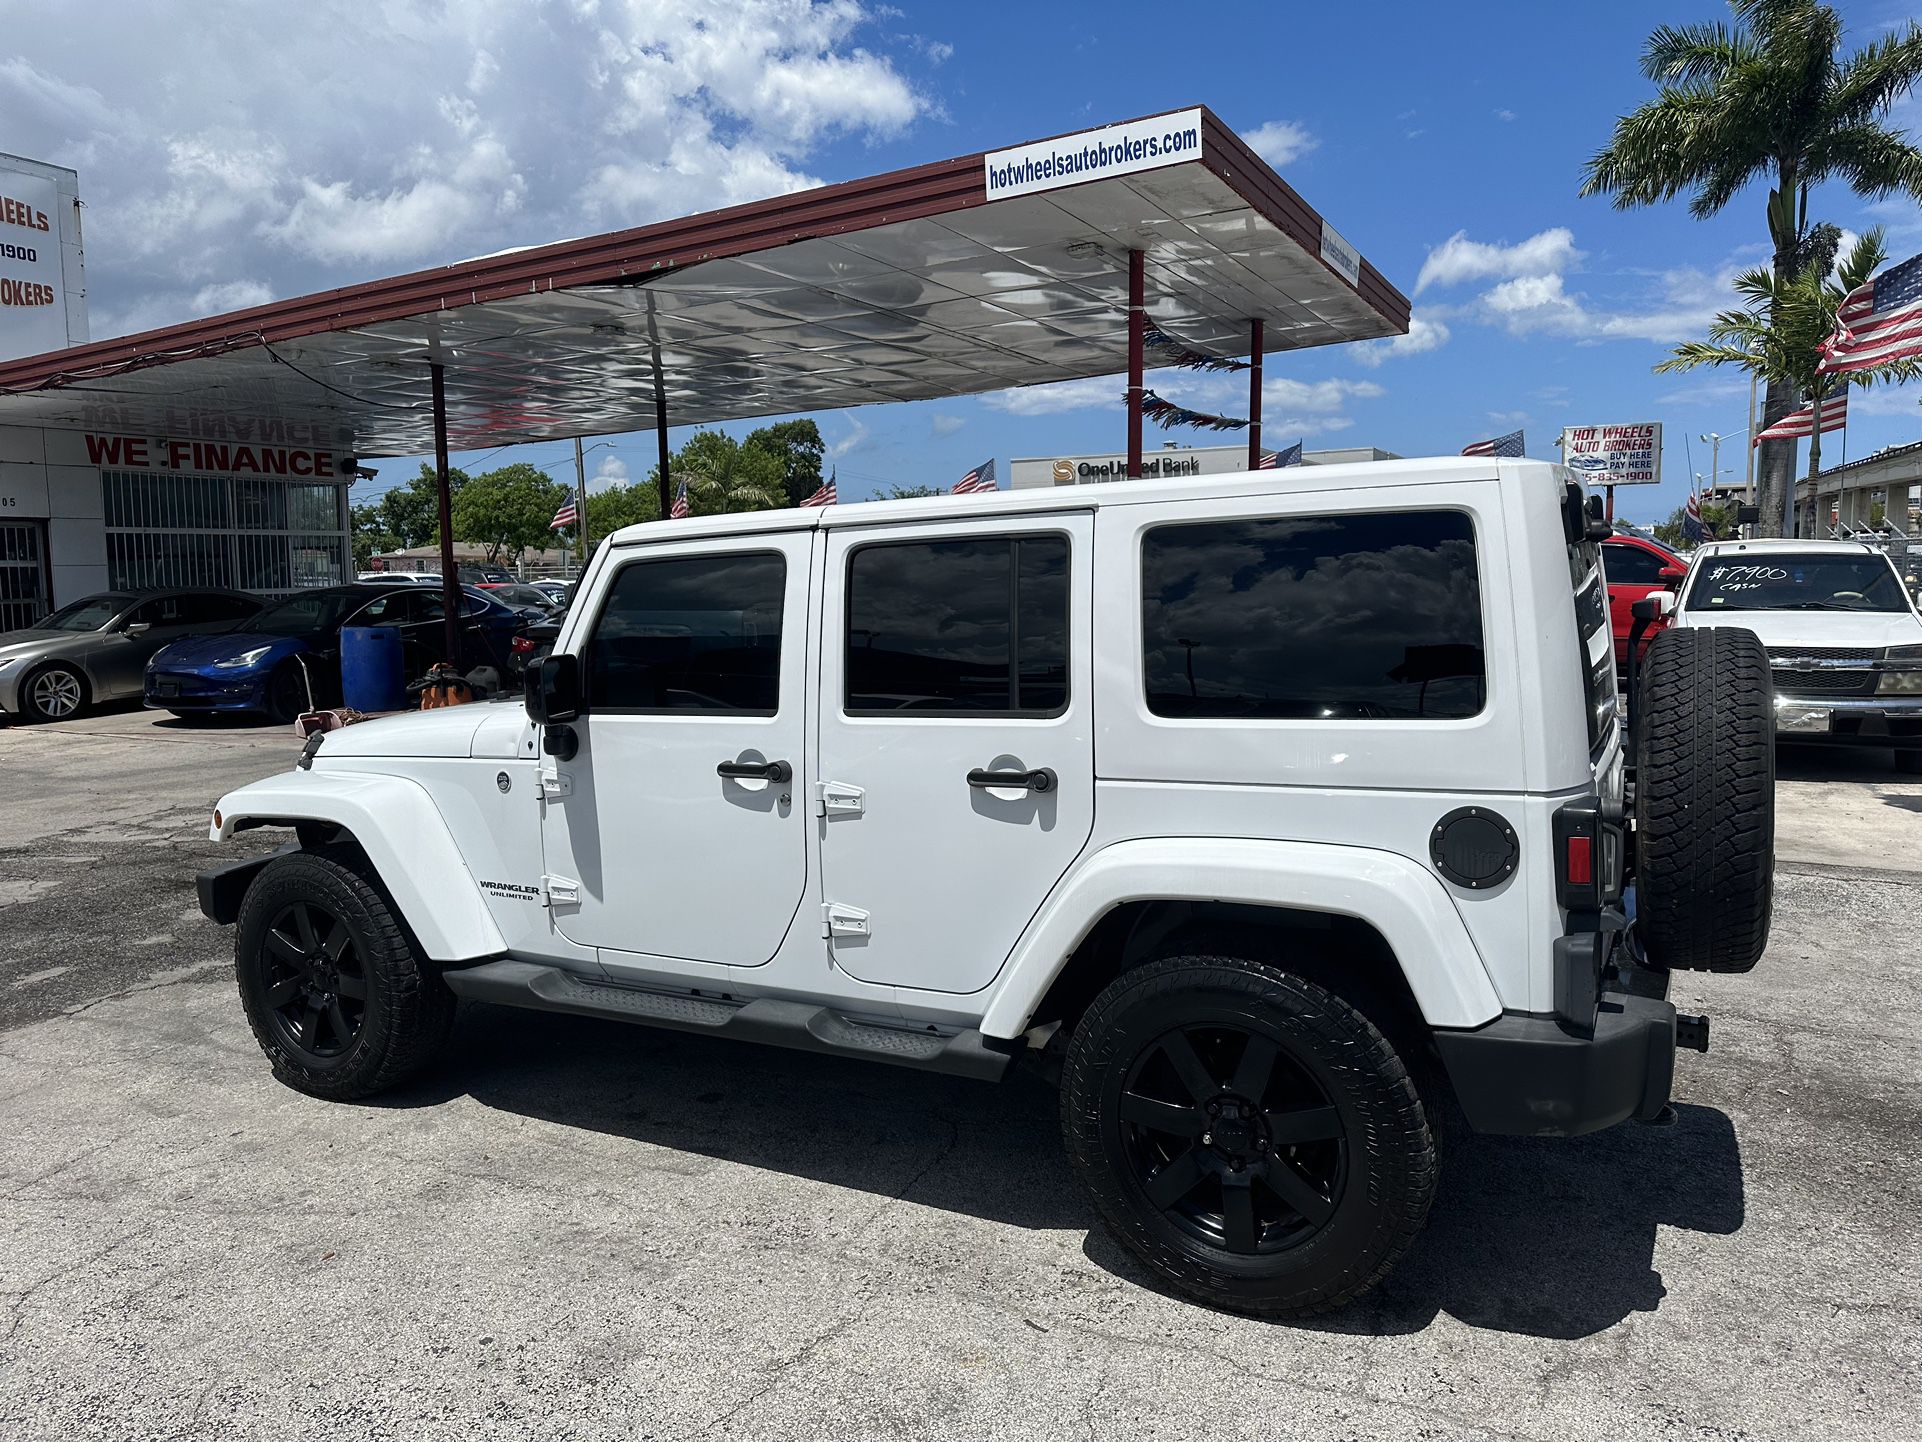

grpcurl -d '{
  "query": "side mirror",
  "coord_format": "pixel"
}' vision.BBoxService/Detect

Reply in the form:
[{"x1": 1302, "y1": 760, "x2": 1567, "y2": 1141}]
[
  {"x1": 1658, "y1": 566, "x2": 1686, "y2": 583},
  {"x1": 122, "y1": 621, "x2": 151, "y2": 636},
  {"x1": 1583, "y1": 495, "x2": 1611, "y2": 542},
  {"x1": 525, "y1": 653, "x2": 580, "y2": 725},
  {"x1": 1631, "y1": 592, "x2": 1675, "y2": 622}
]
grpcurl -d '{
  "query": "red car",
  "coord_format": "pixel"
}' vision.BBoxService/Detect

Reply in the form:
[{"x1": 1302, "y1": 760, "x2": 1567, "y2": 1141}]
[{"x1": 1600, "y1": 532, "x2": 1686, "y2": 667}]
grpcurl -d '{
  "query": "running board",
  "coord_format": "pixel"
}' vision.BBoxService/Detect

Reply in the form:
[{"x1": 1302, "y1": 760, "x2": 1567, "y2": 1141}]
[{"x1": 441, "y1": 959, "x2": 1018, "y2": 1081}]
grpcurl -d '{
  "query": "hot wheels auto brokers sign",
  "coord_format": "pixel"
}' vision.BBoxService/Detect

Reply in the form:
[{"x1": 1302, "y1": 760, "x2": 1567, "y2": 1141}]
[
  {"x1": 985, "y1": 110, "x2": 1202, "y2": 200},
  {"x1": 1560, "y1": 423, "x2": 1662, "y2": 486}
]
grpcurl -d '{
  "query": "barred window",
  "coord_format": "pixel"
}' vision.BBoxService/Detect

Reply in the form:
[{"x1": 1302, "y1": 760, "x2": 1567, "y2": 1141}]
[{"x1": 101, "y1": 470, "x2": 348, "y2": 596}]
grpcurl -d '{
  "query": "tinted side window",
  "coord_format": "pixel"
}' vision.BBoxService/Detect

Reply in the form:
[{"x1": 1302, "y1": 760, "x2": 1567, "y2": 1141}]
[
  {"x1": 1141, "y1": 511, "x2": 1484, "y2": 720},
  {"x1": 1601, "y1": 542, "x2": 1667, "y2": 585},
  {"x1": 210, "y1": 594, "x2": 263, "y2": 622},
  {"x1": 589, "y1": 553, "x2": 784, "y2": 713},
  {"x1": 846, "y1": 536, "x2": 1069, "y2": 714}
]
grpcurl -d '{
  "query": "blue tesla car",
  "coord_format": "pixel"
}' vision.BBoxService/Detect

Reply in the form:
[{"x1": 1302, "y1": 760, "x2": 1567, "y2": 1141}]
[{"x1": 146, "y1": 583, "x2": 527, "y2": 721}]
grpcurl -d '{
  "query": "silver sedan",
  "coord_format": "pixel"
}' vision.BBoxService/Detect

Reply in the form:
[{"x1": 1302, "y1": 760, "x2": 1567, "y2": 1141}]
[{"x1": 0, "y1": 588, "x2": 264, "y2": 723}]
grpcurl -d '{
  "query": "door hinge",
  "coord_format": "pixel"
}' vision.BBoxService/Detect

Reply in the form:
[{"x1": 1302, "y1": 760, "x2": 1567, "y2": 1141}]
[
  {"x1": 544, "y1": 875, "x2": 580, "y2": 906},
  {"x1": 540, "y1": 770, "x2": 572, "y2": 799},
  {"x1": 814, "y1": 780, "x2": 864, "y2": 816},
  {"x1": 822, "y1": 901, "x2": 871, "y2": 939}
]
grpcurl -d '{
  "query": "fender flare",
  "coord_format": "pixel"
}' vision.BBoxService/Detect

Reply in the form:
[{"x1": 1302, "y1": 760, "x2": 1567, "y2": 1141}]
[
  {"x1": 977, "y1": 837, "x2": 1503, "y2": 1038},
  {"x1": 210, "y1": 770, "x2": 506, "y2": 962}
]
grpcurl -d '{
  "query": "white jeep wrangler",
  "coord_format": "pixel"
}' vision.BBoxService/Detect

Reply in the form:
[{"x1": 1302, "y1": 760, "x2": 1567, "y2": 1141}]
[{"x1": 199, "y1": 459, "x2": 1775, "y2": 1317}]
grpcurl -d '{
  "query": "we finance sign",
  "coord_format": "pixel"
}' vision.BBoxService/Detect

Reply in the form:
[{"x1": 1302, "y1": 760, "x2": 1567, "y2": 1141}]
[
  {"x1": 985, "y1": 110, "x2": 1202, "y2": 200},
  {"x1": 1560, "y1": 423, "x2": 1662, "y2": 486}
]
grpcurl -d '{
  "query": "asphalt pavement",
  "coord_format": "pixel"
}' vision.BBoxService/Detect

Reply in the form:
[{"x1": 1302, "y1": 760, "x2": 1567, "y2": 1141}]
[{"x1": 1, "y1": 707, "x2": 1918, "y2": 1440}]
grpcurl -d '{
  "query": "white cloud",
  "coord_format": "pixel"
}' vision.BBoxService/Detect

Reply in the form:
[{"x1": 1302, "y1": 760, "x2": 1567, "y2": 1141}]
[
  {"x1": 984, "y1": 376, "x2": 1126, "y2": 416},
  {"x1": 1353, "y1": 310, "x2": 1450, "y2": 367},
  {"x1": 1245, "y1": 120, "x2": 1317, "y2": 169},
  {"x1": 1416, "y1": 227, "x2": 1582, "y2": 294},
  {"x1": 591, "y1": 454, "x2": 631, "y2": 492},
  {"x1": 1495, "y1": 109, "x2": 1516, "y2": 122},
  {"x1": 830, "y1": 417, "x2": 872, "y2": 458},
  {"x1": 0, "y1": 1, "x2": 927, "y2": 337},
  {"x1": 1846, "y1": 383, "x2": 1922, "y2": 417},
  {"x1": 983, "y1": 372, "x2": 1382, "y2": 433},
  {"x1": 929, "y1": 413, "x2": 965, "y2": 437}
]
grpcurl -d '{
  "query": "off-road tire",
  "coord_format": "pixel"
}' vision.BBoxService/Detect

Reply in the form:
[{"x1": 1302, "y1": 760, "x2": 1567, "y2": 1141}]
[
  {"x1": 234, "y1": 846, "x2": 457, "y2": 1099},
  {"x1": 1634, "y1": 626, "x2": 1774, "y2": 973},
  {"x1": 18, "y1": 661, "x2": 89, "y2": 722},
  {"x1": 1061, "y1": 955, "x2": 1437, "y2": 1318}
]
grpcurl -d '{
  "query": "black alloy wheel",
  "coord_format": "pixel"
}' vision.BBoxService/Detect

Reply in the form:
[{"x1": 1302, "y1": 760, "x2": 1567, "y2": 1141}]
[
  {"x1": 259, "y1": 900, "x2": 369, "y2": 1059},
  {"x1": 265, "y1": 662, "x2": 309, "y2": 724},
  {"x1": 1116, "y1": 1024, "x2": 1346, "y2": 1256},
  {"x1": 1062, "y1": 955, "x2": 1437, "y2": 1317},
  {"x1": 235, "y1": 847, "x2": 458, "y2": 1099}
]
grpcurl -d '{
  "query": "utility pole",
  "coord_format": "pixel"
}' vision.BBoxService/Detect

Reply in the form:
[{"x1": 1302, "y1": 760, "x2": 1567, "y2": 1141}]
[
  {"x1": 573, "y1": 437, "x2": 589, "y2": 577},
  {"x1": 1743, "y1": 373, "x2": 1758, "y2": 504}
]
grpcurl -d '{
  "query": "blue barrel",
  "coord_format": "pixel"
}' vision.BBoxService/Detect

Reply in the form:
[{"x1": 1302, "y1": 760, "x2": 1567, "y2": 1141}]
[{"x1": 340, "y1": 627, "x2": 405, "y2": 712}]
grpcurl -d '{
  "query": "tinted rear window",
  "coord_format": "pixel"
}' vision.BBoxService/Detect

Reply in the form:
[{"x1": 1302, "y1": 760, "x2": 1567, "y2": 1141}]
[{"x1": 1141, "y1": 511, "x2": 1484, "y2": 720}]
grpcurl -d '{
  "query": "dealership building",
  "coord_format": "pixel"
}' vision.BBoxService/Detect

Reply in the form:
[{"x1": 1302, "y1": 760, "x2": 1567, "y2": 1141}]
[{"x1": 0, "y1": 109, "x2": 1410, "y2": 635}]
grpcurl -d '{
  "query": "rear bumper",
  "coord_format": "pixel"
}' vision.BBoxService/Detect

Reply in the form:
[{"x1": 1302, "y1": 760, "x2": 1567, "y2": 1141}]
[{"x1": 1434, "y1": 986, "x2": 1677, "y2": 1137}]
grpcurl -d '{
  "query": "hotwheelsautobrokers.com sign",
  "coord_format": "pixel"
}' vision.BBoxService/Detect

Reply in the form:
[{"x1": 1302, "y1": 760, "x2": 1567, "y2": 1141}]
[
  {"x1": 1560, "y1": 423, "x2": 1662, "y2": 486},
  {"x1": 985, "y1": 110, "x2": 1202, "y2": 201}
]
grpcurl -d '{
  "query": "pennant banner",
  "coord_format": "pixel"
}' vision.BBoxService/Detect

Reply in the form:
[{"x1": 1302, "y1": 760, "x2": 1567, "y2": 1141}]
[
  {"x1": 1144, "y1": 327, "x2": 1250, "y2": 373},
  {"x1": 1140, "y1": 388, "x2": 1248, "y2": 432}
]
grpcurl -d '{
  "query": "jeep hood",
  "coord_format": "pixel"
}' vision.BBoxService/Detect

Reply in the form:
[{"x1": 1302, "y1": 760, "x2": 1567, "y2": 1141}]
[
  {"x1": 312, "y1": 699, "x2": 533, "y2": 760},
  {"x1": 1682, "y1": 610, "x2": 1922, "y2": 650}
]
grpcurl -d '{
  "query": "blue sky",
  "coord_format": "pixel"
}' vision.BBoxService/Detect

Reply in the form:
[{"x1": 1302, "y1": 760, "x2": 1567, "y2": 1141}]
[{"x1": 7, "y1": 0, "x2": 1920, "y2": 526}]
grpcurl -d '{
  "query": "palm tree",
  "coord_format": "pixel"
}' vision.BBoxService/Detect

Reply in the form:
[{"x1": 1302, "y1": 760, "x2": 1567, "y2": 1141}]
[
  {"x1": 1582, "y1": 0, "x2": 1922, "y2": 534},
  {"x1": 1655, "y1": 228, "x2": 1922, "y2": 529}
]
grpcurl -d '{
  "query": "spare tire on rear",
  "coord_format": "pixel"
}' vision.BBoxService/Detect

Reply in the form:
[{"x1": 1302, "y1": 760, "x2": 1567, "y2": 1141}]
[{"x1": 1633, "y1": 625, "x2": 1774, "y2": 973}]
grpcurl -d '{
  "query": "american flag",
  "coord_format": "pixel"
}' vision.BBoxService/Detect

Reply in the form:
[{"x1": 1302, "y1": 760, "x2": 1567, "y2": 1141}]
[
  {"x1": 951, "y1": 458, "x2": 997, "y2": 494},
  {"x1": 1257, "y1": 440, "x2": 1303, "y2": 469},
  {"x1": 669, "y1": 478, "x2": 689, "y2": 518},
  {"x1": 800, "y1": 478, "x2": 838, "y2": 507},
  {"x1": 1752, "y1": 383, "x2": 1848, "y2": 445},
  {"x1": 1461, "y1": 429, "x2": 1525, "y2": 458},
  {"x1": 549, "y1": 498, "x2": 578, "y2": 530},
  {"x1": 1682, "y1": 491, "x2": 1705, "y2": 545},
  {"x1": 1820, "y1": 250, "x2": 1922, "y2": 375}
]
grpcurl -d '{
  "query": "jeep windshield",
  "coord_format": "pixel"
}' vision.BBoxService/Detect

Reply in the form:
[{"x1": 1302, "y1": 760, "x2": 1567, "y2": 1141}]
[{"x1": 1685, "y1": 554, "x2": 1911, "y2": 613}]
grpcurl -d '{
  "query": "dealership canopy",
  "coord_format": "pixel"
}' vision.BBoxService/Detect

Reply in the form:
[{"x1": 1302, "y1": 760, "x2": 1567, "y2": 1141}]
[{"x1": 0, "y1": 107, "x2": 1408, "y2": 458}]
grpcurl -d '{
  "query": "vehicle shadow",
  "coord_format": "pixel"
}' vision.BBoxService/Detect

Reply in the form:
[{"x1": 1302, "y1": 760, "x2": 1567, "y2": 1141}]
[
  {"x1": 1776, "y1": 744, "x2": 1914, "y2": 783},
  {"x1": 397, "y1": 1004, "x2": 1743, "y2": 1340}
]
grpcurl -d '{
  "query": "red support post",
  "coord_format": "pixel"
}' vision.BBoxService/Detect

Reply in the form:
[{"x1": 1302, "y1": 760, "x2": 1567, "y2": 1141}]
[
  {"x1": 1126, "y1": 249, "x2": 1145, "y2": 480},
  {"x1": 1246, "y1": 318, "x2": 1264, "y2": 470}
]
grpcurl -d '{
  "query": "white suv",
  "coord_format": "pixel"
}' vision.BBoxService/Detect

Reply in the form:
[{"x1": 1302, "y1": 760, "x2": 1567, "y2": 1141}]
[
  {"x1": 197, "y1": 460, "x2": 1775, "y2": 1317},
  {"x1": 1668, "y1": 537, "x2": 1922, "y2": 773}
]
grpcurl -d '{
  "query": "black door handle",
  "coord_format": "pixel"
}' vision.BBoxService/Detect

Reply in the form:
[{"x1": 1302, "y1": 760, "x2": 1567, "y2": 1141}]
[
  {"x1": 967, "y1": 766, "x2": 1057, "y2": 793},
  {"x1": 717, "y1": 759, "x2": 792, "y2": 782}
]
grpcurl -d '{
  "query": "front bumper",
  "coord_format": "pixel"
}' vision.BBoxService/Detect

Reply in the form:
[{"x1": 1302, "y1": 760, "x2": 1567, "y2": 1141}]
[
  {"x1": 145, "y1": 669, "x2": 269, "y2": 712},
  {"x1": 1774, "y1": 694, "x2": 1922, "y2": 748}
]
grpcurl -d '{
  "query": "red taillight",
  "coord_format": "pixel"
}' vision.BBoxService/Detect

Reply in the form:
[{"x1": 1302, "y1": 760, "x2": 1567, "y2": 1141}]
[
  {"x1": 511, "y1": 635, "x2": 535, "y2": 655},
  {"x1": 1564, "y1": 834, "x2": 1594, "y2": 887}
]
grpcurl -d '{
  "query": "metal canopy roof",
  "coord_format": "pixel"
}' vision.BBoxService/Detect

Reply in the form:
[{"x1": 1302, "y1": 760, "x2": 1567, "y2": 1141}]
[{"x1": 0, "y1": 107, "x2": 1409, "y2": 458}]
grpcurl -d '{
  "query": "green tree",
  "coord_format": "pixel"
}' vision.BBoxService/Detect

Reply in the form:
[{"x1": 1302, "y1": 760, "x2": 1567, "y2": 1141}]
[
  {"x1": 1582, "y1": 0, "x2": 1922, "y2": 533},
  {"x1": 588, "y1": 482, "x2": 661, "y2": 533},
  {"x1": 351, "y1": 462, "x2": 469, "y2": 565},
  {"x1": 883, "y1": 483, "x2": 940, "y2": 499},
  {"x1": 744, "y1": 419, "x2": 827, "y2": 507},
  {"x1": 1656, "y1": 229, "x2": 1921, "y2": 518},
  {"x1": 451, "y1": 462, "x2": 573, "y2": 564},
  {"x1": 1653, "y1": 499, "x2": 1738, "y2": 549},
  {"x1": 649, "y1": 430, "x2": 785, "y2": 515}
]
